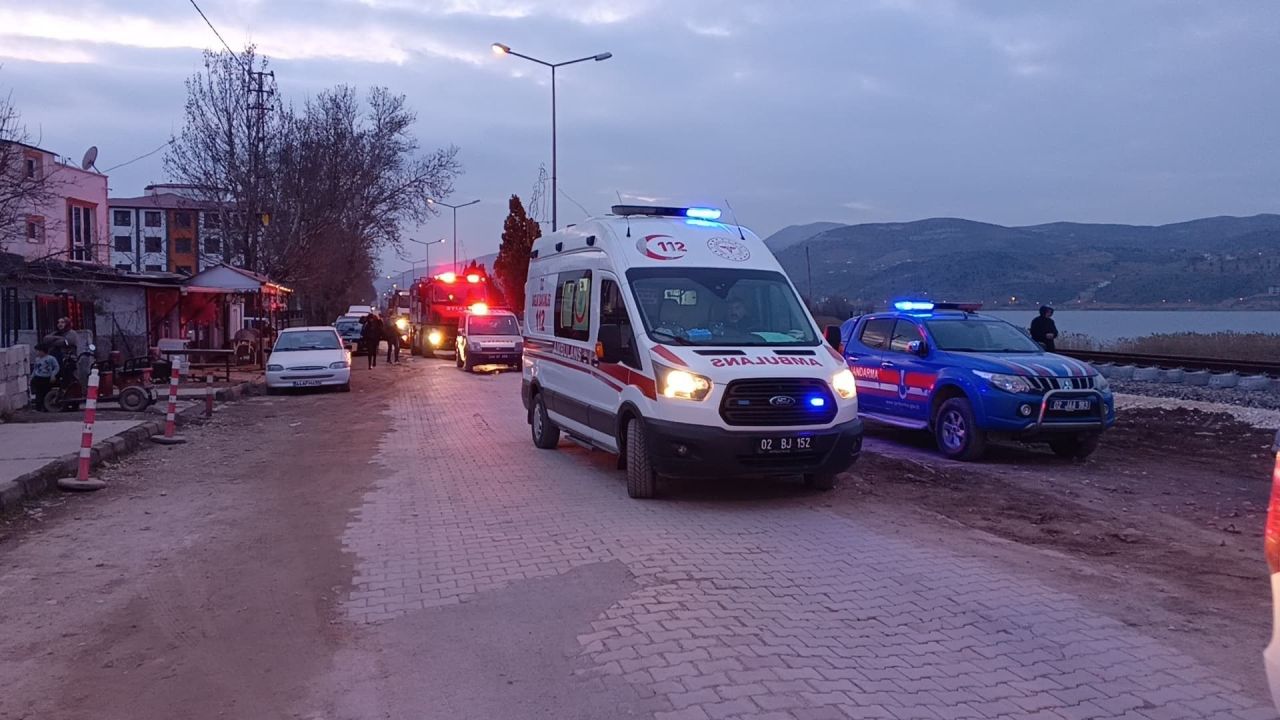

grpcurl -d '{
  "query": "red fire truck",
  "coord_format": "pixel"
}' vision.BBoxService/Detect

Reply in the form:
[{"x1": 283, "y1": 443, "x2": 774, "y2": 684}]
[{"x1": 408, "y1": 269, "x2": 495, "y2": 357}]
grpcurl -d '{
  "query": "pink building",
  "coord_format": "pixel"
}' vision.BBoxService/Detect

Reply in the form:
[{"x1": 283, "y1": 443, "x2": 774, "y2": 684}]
[{"x1": 3, "y1": 142, "x2": 108, "y2": 265}]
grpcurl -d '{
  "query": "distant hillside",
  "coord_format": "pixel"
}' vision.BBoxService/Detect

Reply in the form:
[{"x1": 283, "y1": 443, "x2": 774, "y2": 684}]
[
  {"x1": 763, "y1": 222, "x2": 846, "y2": 252},
  {"x1": 774, "y1": 214, "x2": 1280, "y2": 309}
]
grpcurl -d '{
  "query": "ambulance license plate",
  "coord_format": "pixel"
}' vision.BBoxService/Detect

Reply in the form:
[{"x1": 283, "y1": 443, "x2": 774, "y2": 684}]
[
  {"x1": 292, "y1": 380, "x2": 322, "y2": 387},
  {"x1": 1050, "y1": 398, "x2": 1092, "y2": 412},
  {"x1": 756, "y1": 436, "x2": 813, "y2": 454}
]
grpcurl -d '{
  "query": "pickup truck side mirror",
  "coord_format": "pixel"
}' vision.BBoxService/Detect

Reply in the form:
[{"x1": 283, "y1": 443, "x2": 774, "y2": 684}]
[{"x1": 907, "y1": 340, "x2": 927, "y2": 356}]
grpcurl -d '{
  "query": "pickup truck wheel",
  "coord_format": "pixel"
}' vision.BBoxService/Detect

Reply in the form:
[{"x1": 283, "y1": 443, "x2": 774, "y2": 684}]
[
  {"x1": 803, "y1": 472, "x2": 839, "y2": 490},
  {"x1": 1049, "y1": 432, "x2": 1101, "y2": 460},
  {"x1": 625, "y1": 418, "x2": 658, "y2": 499},
  {"x1": 531, "y1": 394, "x2": 560, "y2": 449},
  {"x1": 934, "y1": 397, "x2": 987, "y2": 461}
]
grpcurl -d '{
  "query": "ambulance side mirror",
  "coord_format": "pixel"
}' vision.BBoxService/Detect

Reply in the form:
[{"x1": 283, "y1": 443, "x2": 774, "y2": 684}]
[
  {"x1": 824, "y1": 325, "x2": 843, "y2": 348},
  {"x1": 598, "y1": 324, "x2": 625, "y2": 364}
]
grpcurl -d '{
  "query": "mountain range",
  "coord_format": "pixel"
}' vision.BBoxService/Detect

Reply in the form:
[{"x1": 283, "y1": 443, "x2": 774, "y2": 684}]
[{"x1": 765, "y1": 214, "x2": 1280, "y2": 309}]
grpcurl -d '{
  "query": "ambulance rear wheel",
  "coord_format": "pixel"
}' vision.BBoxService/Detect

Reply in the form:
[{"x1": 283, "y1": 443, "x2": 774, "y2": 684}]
[
  {"x1": 934, "y1": 397, "x2": 987, "y2": 461},
  {"x1": 625, "y1": 418, "x2": 658, "y2": 499},
  {"x1": 531, "y1": 394, "x2": 560, "y2": 449}
]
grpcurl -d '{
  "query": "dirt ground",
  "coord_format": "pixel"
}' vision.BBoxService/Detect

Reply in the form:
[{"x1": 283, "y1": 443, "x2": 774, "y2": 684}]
[{"x1": 838, "y1": 407, "x2": 1277, "y2": 699}]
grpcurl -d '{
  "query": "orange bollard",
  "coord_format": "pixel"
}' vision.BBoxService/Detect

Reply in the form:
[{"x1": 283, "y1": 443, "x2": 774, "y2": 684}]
[
  {"x1": 151, "y1": 358, "x2": 187, "y2": 445},
  {"x1": 57, "y1": 369, "x2": 105, "y2": 491}
]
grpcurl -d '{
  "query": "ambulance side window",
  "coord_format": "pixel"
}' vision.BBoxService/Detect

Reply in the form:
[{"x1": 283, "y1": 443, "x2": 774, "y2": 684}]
[
  {"x1": 859, "y1": 318, "x2": 893, "y2": 350},
  {"x1": 600, "y1": 279, "x2": 640, "y2": 369},
  {"x1": 555, "y1": 270, "x2": 591, "y2": 341}
]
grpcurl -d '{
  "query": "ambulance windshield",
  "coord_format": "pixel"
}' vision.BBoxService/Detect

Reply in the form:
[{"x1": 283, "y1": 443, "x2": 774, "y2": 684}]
[{"x1": 627, "y1": 268, "x2": 818, "y2": 346}]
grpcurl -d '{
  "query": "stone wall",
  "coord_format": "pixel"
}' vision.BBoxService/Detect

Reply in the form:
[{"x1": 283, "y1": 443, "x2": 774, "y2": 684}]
[{"x1": 0, "y1": 345, "x2": 31, "y2": 419}]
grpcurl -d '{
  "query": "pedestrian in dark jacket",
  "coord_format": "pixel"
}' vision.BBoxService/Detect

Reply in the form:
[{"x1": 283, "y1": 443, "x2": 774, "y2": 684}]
[
  {"x1": 1029, "y1": 306, "x2": 1058, "y2": 351},
  {"x1": 360, "y1": 313, "x2": 382, "y2": 368}
]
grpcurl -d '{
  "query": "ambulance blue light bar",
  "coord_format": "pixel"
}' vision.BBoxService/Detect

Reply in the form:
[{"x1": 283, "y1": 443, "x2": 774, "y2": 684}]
[{"x1": 611, "y1": 205, "x2": 722, "y2": 221}]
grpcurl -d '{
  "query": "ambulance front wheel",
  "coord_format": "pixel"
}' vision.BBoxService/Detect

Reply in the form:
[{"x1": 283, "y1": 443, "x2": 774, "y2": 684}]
[
  {"x1": 625, "y1": 418, "x2": 658, "y2": 499},
  {"x1": 531, "y1": 394, "x2": 560, "y2": 449}
]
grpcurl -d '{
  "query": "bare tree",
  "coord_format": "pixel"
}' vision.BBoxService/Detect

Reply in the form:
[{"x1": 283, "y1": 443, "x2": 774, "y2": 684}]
[{"x1": 0, "y1": 89, "x2": 57, "y2": 254}]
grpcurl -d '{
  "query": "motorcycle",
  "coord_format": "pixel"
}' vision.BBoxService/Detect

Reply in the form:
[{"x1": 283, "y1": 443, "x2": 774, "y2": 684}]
[{"x1": 42, "y1": 345, "x2": 156, "y2": 413}]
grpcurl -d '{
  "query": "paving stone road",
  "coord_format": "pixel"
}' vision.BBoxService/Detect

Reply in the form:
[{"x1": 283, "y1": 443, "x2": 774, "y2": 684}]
[{"x1": 337, "y1": 362, "x2": 1276, "y2": 720}]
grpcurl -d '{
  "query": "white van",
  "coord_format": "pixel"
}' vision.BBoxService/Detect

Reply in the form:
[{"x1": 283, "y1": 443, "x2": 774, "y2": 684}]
[{"x1": 521, "y1": 204, "x2": 863, "y2": 498}]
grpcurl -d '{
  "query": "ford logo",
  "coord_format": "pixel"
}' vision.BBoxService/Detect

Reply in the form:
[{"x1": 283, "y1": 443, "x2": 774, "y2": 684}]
[{"x1": 769, "y1": 395, "x2": 796, "y2": 407}]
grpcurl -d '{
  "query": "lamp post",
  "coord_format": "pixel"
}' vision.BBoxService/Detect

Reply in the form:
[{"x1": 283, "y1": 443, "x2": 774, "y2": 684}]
[
  {"x1": 407, "y1": 237, "x2": 446, "y2": 282},
  {"x1": 426, "y1": 199, "x2": 479, "y2": 272},
  {"x1": 492, "y1": 42, "x2": 612, "y2": 231}
]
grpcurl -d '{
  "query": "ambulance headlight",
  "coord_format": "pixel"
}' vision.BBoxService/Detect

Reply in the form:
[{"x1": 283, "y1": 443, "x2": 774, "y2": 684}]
[
  {"x1": 428, "y1": 330, "x2": 443, "y2": 347},
  {"x1": 658, "y1": 366, "x2": 712, "y2": 401},
  {"x1": 832, "y1": 369, "x2": 858, "y2": 400},
  {"x1": 973, "y1": 370, "x2": 1032, "y2": 394}
]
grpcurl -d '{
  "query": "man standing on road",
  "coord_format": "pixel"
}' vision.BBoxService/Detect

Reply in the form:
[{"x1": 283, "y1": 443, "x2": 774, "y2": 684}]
[
  {"x1": 360, "y1": 313, "x2": 382, "y2": 369},
  {"x1": 386, "y1": 318, "x2": 401, "y2": 365},
  {"x1": 1030, "y1": 305, "x2": 1059, "y2": 351}
]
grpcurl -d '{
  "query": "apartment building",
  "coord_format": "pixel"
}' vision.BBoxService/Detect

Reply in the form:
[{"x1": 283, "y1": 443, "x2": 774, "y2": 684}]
[
  {"x1": 108, "y1": 191, "x2": 227, "y2": 275},
  {"x1": 2, "y1": 141, "x2": 108, "y2": 264}
]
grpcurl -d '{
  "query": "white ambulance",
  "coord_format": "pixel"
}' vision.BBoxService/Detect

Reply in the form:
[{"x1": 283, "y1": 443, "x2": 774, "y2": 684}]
[{"x1": 521, "y1": 204, "x2": 863, "y2": 499}]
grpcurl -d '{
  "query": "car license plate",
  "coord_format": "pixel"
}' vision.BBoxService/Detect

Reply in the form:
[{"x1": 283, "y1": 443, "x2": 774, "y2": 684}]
[
  {"x1": 1050, "y1": 398, "x2": 1092, "y2": 412},
  {"x1": 757, "y1": 436, "x2": 813, "y2": 454},
  {"x1": 292, "y1": 380, "x2": 322, "y2": 387}
]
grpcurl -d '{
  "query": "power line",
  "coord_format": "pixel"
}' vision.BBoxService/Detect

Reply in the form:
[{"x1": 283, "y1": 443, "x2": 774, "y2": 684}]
[
  {"x1": 187, "y1": 0, "x2": 247, "y2": 69},
  {"x1": 101, "y1": 140, "x2": 173, "y2": 173}
]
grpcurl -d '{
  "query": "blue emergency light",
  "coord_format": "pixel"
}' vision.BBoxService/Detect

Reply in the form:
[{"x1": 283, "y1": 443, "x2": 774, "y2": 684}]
[
  {"x1": 894, "y1": 300, "x2": 935, "y2": 312},
  {"x1": 808, "y1": 397, "x2": 826, "y2": 408},
  {"x1": 611, "y1": 204, "x2": 723, "y2": 221},
  {"x1": 685, "y1": 207, "x2": 723, "y2": 220}
]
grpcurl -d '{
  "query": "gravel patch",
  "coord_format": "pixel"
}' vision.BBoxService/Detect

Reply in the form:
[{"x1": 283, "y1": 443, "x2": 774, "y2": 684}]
[
  {"x1": 1115, "y1": 392, "x2": 1280, "y2": 430},
  {"x1": 1109, "y1": 376, "x2": 1280, "y2": 411}
]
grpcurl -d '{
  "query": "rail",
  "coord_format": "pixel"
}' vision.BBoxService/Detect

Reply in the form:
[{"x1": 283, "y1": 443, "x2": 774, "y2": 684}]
[
  {"x1": 1058, "y1": 349, "x2": 1280, "y2": 377},
  {"x1": 160, "y1": 348, "x2": 234, "y2": 382}
]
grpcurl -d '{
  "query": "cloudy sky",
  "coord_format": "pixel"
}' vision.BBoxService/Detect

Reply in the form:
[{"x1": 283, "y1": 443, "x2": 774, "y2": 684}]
[{"x1": 3, "y1": 0, "x2": 1278, "y2": 278}]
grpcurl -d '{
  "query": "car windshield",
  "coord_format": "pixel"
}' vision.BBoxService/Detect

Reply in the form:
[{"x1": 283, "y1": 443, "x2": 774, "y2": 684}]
[
  {"x1": 627, "y1": 267, "x2": 818, "y2": 347},
  {"x1": 274, "y1": 330, "x2": 341, "y2": 351},
  {"x1": 335, "y1": 320, "x2": 360, "y2": 334},
  {"x1": 469, "y1": 315, "x2": 519, "y2": 335},
  {"x1": 925, "y1": 319, "x2": 1041, "y2": 353}
]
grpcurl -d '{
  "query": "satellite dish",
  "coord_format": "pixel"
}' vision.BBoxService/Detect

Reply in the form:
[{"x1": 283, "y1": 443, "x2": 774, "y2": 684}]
[{"x1": 81, "y1": 146, "x2": 98, "y2": 171}]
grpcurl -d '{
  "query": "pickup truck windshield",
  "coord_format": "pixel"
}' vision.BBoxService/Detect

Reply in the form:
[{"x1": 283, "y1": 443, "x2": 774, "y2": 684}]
[
  {"x1": 925, "y1": 319, "x2": 1041, "y2": 353},
  {"x1": 626, "y1": 267, "x2": 817, "y2": 346}
]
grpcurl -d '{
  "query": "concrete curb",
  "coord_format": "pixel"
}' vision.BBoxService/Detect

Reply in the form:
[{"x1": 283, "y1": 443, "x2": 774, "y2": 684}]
[{"x1": 0, "y1": 378, "x2": 263, "y2": 515}]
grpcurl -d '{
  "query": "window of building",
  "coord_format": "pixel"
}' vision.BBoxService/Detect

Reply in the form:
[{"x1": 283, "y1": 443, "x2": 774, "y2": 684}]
[
  {"x1": 18, "y1": 300, "x2": 35, "y2": 331},
  {"x1": 145, "y1": 264, "x2": 163, "y2": 272},
  {"x1": 25, "y1": 216, "x2": 43, "y2": 244},
  {"x1": 554, "y1": 270, "x2": 591, "y2": 341},
  {"x1": 115, "y1": 264, "x2": 131, "y2": 272},
  {"x1": 24, "y1": 155, "x2": 39, "y2": 179},
  {"x1": 113, "y1": 235, "x2": 132, "y2": 252},
  {"x1": 176, "y1": 265, "x2": 193, "y2": 276},
  {"x1": 204, "y1": 213, "x2": 221, "y2": 229},
  {"x1": 204, "y1": 236, "x2": 221, "y2": 254},
  {"x1": 175, "y1": 212, "x2": 192, "y2": 228},
  {"x1": 144, "y1": 237, "x2": 162, "y2": 254},
  {"x1": 113, "y1": 210, "x2": 131, "y2": 226},
  {"x1": 175, "y1": 238, "x2": 192, "y2": 254},
  {"x1": 68, "y1": 204, "x2": 94, "y2": 261},
  {"x1": 145, "y1": 211, "x2": 162, "y2": 227}
]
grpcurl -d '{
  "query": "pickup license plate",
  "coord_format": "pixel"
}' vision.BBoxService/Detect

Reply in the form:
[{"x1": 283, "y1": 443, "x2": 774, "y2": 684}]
[
  {"x1": 757, "y1": 436, "x2": 813, "y2": 454},
  {"x1": 292, "y1": 380, "x2": 323, "y2": 387},
  {"x1": 1050, "y1": 398, "x2": 1092, "y2": 412}
]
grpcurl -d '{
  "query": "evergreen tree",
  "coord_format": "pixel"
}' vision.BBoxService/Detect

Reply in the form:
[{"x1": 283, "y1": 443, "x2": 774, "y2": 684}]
[{"x1": 494, "y1": 194, "x2": 540, "y2": 312}]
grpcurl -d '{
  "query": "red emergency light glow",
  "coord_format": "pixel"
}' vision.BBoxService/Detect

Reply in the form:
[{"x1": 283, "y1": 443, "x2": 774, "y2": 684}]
[
  {"x1": 437, "y1": 272, "x2": 457, "y2": 283},
  {"x1": 469, "y1": 302, "x2": 489, "y2": 315},
  {"x1": 466, "y1": 273, "x2": 481, "y2": 283}
]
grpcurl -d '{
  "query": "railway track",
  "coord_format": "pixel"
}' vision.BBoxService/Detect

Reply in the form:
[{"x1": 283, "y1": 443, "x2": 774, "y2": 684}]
[{"x1": 1060, "y1": 349, "x2": 1280, "y2": 377}]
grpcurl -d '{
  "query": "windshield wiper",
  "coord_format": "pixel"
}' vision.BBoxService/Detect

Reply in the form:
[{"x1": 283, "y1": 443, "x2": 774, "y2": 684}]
[{"x1": 650, "y1": 330, "x2": 694, "y2": 346}]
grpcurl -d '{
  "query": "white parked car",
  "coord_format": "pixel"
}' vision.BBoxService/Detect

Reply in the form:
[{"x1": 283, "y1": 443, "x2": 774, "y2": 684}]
[{"x1": 266, "y1": 326, "x2": 352, "y2": 392}]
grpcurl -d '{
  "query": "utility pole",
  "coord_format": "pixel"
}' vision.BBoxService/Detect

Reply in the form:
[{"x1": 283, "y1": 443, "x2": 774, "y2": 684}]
[
  {"x1": 806, "y1": 246, "x2": 813, "y2": 300},
  {"x1": 245, "y1": 66, "x2": 274, "y2": 274}
]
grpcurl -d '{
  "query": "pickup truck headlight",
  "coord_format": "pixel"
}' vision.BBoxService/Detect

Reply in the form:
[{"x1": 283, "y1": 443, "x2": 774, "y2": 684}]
[
  {"x1": 1093, "y1": 373, "x2": 1110, "y2": 392},
  {"x1": 657, "y1": 365, "x2": 712, "y2": 401},
  {"x1": 267, "y1": 364, "x2": 283, "y2": 372},
  {"x1": 973, "y1": 370, "x2": 1032, "y2": 394},
  {"x1": 832, "y1": 369, "x2": 858, "y2": 399}
]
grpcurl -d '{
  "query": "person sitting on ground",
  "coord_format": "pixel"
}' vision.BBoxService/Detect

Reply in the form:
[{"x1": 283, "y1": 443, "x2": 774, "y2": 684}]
[{"x1": 31, "y1": 343, "x2": 59, "y2": 412}]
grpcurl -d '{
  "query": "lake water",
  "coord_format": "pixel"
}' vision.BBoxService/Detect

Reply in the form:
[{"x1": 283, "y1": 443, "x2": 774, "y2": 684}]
[{"x1": 984, "y1": 310, "x2": 1280, "y2": 343}]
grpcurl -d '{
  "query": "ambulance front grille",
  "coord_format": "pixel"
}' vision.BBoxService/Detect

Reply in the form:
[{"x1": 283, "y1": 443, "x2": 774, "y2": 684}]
[{"x1": 719, "y1": 378, "x2": 838, "y2": 427}]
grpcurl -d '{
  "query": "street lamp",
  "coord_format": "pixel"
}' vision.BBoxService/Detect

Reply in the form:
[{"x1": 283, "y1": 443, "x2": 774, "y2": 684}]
[
  {"x1": 407, "y1": 237, "x2": 446, "y2": 281},
  {"x1": 491, "y1": 42, "x2": 612, "y2": 231},
  {"x1": 426, "y1": 199, "x2": 479, "y2": 272}
]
